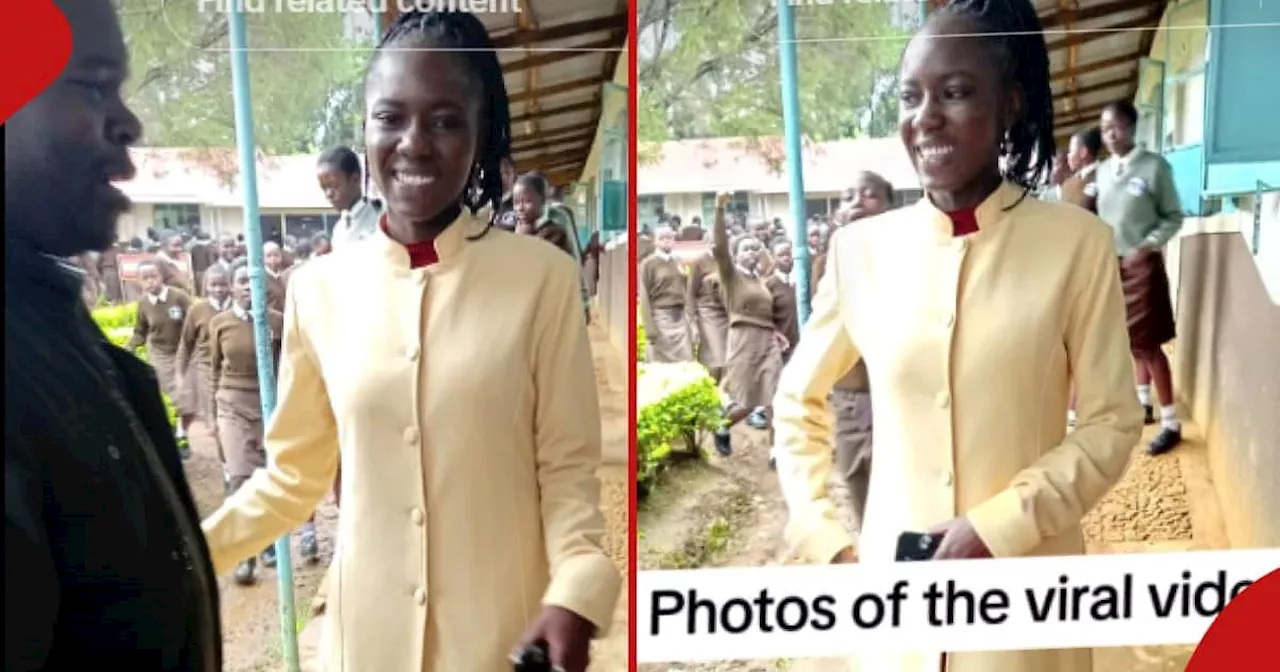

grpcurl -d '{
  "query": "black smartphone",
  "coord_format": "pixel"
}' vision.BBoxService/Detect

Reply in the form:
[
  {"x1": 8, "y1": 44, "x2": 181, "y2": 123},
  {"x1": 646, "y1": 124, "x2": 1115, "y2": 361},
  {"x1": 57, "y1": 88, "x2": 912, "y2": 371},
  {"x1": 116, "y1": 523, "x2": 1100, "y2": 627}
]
[
  {"x1": 896, "y1": 531, "x2": 941, "y2": 561},
  {"x1": 510, "y1": 640, "x2": 552, "y2": 672}
]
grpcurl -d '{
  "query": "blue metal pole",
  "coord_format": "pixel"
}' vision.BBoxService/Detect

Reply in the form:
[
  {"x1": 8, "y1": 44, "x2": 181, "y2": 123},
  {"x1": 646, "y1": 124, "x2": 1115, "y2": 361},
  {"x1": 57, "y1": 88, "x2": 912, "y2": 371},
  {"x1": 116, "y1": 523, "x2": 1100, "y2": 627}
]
[
  {"x1": 226, "y1": 8, "x2": 301, "y2": 671},
  {"x1": 777, "y1": 0, "x2": 811, "y2": 323}
]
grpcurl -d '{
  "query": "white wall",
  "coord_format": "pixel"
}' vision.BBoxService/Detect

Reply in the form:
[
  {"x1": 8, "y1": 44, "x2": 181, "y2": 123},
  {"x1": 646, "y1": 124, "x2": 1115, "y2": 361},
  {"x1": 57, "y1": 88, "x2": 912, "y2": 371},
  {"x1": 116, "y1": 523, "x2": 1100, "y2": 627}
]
[{"x1": 118, "y1": 203, "x2": 333, "y2": 242}]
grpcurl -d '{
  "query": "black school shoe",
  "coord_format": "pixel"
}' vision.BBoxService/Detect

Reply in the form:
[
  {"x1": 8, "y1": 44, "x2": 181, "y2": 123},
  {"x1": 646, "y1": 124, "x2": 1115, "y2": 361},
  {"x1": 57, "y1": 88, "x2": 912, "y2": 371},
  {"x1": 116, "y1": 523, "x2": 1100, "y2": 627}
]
[
  {"x1": 714, "y1": 430, "x2": 732, "y2": 457},
  {"x1": 1148, "y1": 426, "x2": 1182, "y2": 456},
  {"x1": 234, "y1": 558, "x2": 256, "y2": 586},
  {"x1": 1143, "y1": 405, "x2": 1156, "y2": 425}
]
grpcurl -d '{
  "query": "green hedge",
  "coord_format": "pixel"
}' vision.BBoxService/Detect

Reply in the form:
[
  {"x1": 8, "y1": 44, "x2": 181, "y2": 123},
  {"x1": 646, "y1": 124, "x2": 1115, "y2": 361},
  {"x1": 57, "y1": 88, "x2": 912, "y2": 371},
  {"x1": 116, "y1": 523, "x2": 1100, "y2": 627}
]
[
  {"x1": 636, "y1": 362, "x2": 721, "y2": 491},
  {"x1": 92, "y1": 306, "x2": 179, "y2": 428}
]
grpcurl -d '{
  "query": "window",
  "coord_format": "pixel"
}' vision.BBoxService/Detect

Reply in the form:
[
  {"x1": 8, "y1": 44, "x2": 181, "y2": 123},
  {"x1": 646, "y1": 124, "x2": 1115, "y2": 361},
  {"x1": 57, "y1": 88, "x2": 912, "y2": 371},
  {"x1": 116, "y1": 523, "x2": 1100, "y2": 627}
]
[
  {"x1": 638, "y1": 194, "x2": 665, "y2": 231},
  {"x1": 284, "y1": 214, "x2": 330, "y2": 241},
  {"x1": 259, "y1": 214, "x2": 283, "y2": 245},
  {"x1": 804, "y1": 199, "x2": 829, "y2": 219},
  {"x1": 153, "y1": 203, "x2": 201, "y2": 234}
]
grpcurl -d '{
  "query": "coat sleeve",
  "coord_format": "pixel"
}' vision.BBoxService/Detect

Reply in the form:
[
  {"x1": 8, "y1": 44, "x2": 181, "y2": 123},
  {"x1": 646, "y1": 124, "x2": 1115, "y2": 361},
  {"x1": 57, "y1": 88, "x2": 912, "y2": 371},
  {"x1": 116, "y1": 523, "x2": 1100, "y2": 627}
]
[
  {"x1": 966, "y1": 220, "x2": 1142, "y2": 558},
  {"x1": 201, "y1": 278, "x2": 339, "y2": 575},
  {"x1": 772, "y1": 232, "x2": 862, "y2": 564},
  {"x1": 532, "y1": 256, "x2": 620, "y2": 635}
]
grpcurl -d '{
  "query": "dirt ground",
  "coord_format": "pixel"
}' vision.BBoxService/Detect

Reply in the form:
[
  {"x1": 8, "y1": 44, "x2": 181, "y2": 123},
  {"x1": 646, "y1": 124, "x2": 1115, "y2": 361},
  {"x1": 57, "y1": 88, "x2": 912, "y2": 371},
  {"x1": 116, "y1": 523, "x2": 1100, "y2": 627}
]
[
  {"x1": 182, "y1": 420, "x2": 338, "y2": 672},
  {"x1": 637, "y1": 414, "x2": 1227, "y2": 672}
]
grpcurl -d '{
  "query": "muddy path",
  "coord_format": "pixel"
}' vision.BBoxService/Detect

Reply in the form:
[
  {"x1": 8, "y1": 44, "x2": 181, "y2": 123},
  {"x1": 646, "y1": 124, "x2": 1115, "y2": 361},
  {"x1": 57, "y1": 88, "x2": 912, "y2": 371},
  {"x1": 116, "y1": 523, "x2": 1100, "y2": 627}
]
[
  {"x1": 638, "y1": 418, "x2": 1226, "y2": 672},
  {"x1": 182, "y1": 421, "x2": 337, "y2": 672}
]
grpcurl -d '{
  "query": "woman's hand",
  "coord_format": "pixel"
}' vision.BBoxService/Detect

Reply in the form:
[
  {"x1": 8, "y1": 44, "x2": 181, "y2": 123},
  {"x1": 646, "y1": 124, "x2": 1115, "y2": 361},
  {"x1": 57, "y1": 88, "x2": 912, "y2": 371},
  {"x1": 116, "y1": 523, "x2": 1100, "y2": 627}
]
[
  {"x1": 716, "y1": 192, "x2": 732, "y2": 209},
  {"x1": 928, "y1": 517, "x2": 993, "y2": 560},
  {"x1": 514, "y1": 605, "x2": 596, "y2": 672}
]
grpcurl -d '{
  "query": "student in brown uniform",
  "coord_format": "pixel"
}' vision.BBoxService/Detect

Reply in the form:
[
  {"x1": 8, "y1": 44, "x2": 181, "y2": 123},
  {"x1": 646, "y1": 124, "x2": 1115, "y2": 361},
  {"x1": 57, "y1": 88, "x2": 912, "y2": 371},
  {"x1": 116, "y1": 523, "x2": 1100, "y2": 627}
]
[
  {"x1": 127, "y1": 259, "x2": 194, "y2": 454},
  {"x1": 207, "y1": 260, "x2": 286, "y2": 585},
  {"x1": 189, "y1": 232, "x2": 217, "y2": 297},
  {"x1": 155, "y1": 231, "x2": 193, "y2": 293},
  {"x1": 176, "y1": 266, "x2": 232, "y2": 460},
  {"x1": 685, "y1": 238, "x2": 730, "y2": 381},
  {"x1": 262, "y1": 241, "x2": 288, "y2": 312},
  {"x1": 757, "y1": 237, "x2": 800, "y2": 451},
  {"x1": 638, "y1": 225, "x2": 694, "y2": 362},
  {"x1": 1064, "y1": 126, "x2": 1102, "y2": 214},
  {"x1": 817, "y1": 170, "x2": 893, "y2": 528},
  {"x1": 711, "y1": 193, "x2": 788, "y2": 458}
]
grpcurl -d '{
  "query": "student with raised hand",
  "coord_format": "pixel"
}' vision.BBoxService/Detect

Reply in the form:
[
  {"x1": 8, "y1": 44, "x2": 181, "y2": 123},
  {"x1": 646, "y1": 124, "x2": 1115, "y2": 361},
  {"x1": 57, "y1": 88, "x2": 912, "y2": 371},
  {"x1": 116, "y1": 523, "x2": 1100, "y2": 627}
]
[
  {"x1": 772, "y1": 2, "x2": 1142, "y2": 670},
  {"x1": 5, "y1": 0, "x2": 221, "y2": 667},
  {"x1": 200, "y1": 9, "x2": 618, "y2": 672}
]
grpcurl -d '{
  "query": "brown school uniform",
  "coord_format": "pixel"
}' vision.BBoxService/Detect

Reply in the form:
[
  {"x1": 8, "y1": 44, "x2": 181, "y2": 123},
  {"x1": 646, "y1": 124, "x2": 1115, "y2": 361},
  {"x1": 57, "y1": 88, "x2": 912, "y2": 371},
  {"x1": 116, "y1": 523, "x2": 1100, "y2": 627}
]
[
  {"x1": 156, "y1": 254, "x2": 192, "y2": 293},
  {"x1": 189, "y1": 242, "x2": 217, "y2": 297},
  {"x1": 266, "y1": 271, "x2": 287, "y2": 313},
  {"x1": 810, "y1": 232, "x2": 873, "y2": 529},
  {"x1": 714, "y1": 214, "x2": 782, "y2": 410},
  {"x1": 639, "y1": 253, "x2": 693, "y2": 362},
  {"x1": 766, "y1": 271, "x2": 799, "y2": 361},
  {"x1": 208, "y1": 306, "x2": 284, "y2": 493},
  {"x1": 176, "y1": 298, "x2": 229, "y2": 429},
  {"x1": 127, "y1": 287, "x2": 193, "y2": 402},
  {"x1": 684, "y1": 254, "x2": 729, "y2": 372}
]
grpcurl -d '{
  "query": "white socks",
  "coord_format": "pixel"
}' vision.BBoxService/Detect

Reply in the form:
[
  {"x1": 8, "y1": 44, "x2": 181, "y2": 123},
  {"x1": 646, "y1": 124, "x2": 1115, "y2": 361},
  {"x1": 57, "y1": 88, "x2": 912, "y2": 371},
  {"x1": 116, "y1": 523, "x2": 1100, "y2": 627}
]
[
  {"x1": 1160, "y1": 405, "x2": 1181, "y2": 432},
  {"x1": 1136, "y1": 384, "x2": 1152, "y2": 407}
]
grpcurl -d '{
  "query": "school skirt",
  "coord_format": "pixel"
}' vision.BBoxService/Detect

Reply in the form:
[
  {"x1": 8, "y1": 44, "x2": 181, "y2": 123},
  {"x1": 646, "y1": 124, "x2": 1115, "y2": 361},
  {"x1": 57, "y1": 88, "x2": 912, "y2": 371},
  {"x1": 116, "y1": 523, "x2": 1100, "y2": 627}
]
[
  {"x1": 695, "y1": 301, "x2": 730, "y2": 370},
  {"x1": 147, "y1": 346, "x2": 180, "y2": 401},
  {"x1": 1119, "y1": 250, "x2": 1176, "y2": 352},
  {"x1": 647, "y1": 305, "x2": 694, "y2": 363},
  {"x1": 720, "y1": 322, "x2": 783, "y2": 409},
  {"x1": 215, "y1": 387, "x2": 266, "y2": 482}
]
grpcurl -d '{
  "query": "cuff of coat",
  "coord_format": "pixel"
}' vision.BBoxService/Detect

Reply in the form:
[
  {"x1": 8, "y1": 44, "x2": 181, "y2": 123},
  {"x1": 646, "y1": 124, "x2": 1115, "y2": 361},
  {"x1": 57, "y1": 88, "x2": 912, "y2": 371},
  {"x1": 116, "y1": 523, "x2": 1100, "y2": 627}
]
[
  {"x1": 542, "y1": 554, "x2": 622, "y2": 638},
  {"x1": 966, "y1": 487, "x2": 1041, "y2": 559},
  {"x1": 800, "y1": 518, "x2": 857, "y2": 565}
]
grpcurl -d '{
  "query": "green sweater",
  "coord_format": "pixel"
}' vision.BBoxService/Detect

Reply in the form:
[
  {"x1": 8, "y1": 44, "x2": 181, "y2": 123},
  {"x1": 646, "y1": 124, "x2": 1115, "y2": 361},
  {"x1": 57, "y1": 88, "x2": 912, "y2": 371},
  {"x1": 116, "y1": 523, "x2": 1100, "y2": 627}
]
[{"x1": 1095, "y1": 148, "x2": 1184, "y2": 256}]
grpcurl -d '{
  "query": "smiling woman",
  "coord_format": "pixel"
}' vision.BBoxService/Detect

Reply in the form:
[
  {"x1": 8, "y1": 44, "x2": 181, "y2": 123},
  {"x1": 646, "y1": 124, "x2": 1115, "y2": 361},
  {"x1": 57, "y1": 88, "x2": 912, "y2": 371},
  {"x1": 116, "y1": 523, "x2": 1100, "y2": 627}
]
[
  {"x1": 771, "y1": 2, "x2": 1144, "y2": 671},
  {"x1": 198, "y1": 9, "x2": 620, "y2": 672}
]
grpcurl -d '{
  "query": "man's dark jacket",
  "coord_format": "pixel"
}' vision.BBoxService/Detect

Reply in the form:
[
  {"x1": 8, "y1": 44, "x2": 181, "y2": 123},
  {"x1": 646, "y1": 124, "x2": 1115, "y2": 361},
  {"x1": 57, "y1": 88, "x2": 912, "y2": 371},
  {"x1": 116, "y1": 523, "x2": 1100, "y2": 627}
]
[{"x1": 5, "y1": 243, "x2": 222, "y2": 671}]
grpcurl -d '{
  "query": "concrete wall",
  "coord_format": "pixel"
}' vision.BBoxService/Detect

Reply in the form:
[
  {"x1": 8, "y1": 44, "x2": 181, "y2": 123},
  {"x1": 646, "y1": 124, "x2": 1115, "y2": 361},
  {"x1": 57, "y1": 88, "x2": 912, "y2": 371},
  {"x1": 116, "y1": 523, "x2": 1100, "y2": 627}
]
[
  {"x1": 117, "y1": 204, "x2": 333, "y2": 243},
  {"x1": 596, "y1": 241, "x2": 630, "y2": 356},
  {"x1": 1171, "y1": 229, "x2": 1280, "y2": 549}
]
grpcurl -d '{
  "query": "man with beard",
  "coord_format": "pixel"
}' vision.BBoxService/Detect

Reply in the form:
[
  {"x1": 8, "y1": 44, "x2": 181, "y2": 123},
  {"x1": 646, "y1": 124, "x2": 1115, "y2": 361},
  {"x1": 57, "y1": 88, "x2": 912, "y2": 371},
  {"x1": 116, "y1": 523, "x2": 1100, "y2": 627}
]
[{"x1": 5, "y1": 0, "x2": 221, "y2": 668}]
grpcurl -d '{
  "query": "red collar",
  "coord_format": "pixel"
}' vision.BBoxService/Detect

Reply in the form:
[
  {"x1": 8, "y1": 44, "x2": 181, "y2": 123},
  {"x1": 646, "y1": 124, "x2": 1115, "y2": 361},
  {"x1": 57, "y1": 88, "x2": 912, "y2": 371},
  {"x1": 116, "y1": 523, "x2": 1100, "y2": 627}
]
[
  {"x1": 945, "y1": 207, "x2": 979, "y2": 237},
  {"x1": 380, "y1": 218, "x2": 439, "y2": 269}
]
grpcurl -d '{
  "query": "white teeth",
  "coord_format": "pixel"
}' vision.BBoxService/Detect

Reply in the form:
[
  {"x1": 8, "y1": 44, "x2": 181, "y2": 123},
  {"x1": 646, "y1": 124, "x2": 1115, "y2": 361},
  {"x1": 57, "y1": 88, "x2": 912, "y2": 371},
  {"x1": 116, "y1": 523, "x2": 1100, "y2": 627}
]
[
  {"x1": 919, "y1": 146, "x2": 954, "y2": 159},
  {"x1": 395, "y1": 173, "x2": 433, "y2": 187}
]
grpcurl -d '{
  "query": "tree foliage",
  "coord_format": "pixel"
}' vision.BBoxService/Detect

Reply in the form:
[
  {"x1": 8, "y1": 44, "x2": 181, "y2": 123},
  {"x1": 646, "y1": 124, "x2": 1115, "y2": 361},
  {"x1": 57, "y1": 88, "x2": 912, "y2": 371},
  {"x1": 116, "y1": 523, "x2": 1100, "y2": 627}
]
[
  {"x1": 638, "y1": 0, "x2": 915, "y2": 152},
  {"x1": 119, "y1": 0, "x2": 371, "y2": 154}
]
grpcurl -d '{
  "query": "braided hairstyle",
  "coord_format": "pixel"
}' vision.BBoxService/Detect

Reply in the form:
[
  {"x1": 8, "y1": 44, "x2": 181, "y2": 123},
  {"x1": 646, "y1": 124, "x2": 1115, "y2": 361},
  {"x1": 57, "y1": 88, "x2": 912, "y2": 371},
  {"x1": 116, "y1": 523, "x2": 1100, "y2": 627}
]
[
  {"x1": 930, "y1": 0, "x2": 1056, "y2": 196},
  {"x1": 363, "y1": 9, "x2": 511, "y2": 236}
]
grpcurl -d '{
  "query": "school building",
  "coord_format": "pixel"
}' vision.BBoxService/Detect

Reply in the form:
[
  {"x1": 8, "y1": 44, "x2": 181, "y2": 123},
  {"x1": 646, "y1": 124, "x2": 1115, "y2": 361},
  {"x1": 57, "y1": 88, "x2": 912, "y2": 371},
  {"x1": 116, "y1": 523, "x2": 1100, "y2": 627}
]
[{"x1": 636, "y1": 136, "x2": 925, "y2": 231}]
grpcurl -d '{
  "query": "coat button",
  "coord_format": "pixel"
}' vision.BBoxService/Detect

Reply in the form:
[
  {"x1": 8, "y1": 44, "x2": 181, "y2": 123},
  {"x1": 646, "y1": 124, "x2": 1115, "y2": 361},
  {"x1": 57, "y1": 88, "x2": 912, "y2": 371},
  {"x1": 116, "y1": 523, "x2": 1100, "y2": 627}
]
[
  {"x1": 107, "y1": 445, "x2": 121, "y2": 460},
  {"x1": 935, "y1": 391, "x2": 950, "y2": 409},
  {"x1": 413, "y1": 587, "x2": 427, "y2": 606},
  {"x1": 410, "y1": 508, "x2": 424, "y2": 526},
  {"x1": 404, "y1": 427, "x2": 419, "y2": 445}
]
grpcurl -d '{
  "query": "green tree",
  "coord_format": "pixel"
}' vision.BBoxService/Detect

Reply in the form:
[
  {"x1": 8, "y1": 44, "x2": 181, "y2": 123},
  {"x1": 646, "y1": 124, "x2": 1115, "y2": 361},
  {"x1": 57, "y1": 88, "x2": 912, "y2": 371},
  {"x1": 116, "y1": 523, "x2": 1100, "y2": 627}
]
[
  {"x1": 120, "y1": 1, "x2": 371, "y2": 156},
  {"x1": 638, "y1": 0, "x2": 913, "y2": 150}
]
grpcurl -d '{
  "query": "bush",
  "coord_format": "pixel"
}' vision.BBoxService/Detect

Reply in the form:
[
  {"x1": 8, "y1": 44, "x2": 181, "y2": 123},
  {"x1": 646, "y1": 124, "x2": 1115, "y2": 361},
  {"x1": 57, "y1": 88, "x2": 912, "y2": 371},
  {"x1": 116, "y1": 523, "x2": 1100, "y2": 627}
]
[
  {"x1": 636, "y1": 311, "x2": 647, "y2": 362},
  {"x1": 92, "y1": 306, "x2": 179, "y2": 428},
  {"x1": 636, "y1": 362, "x2": 721, "y2": 491}
]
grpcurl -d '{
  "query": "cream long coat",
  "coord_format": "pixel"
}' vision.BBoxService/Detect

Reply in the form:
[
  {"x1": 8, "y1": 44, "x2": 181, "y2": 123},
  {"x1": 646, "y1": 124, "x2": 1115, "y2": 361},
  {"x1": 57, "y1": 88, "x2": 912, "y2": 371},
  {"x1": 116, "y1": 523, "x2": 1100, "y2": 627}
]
[
  {"x1": 774, "y1": 182, "x2": 1144, "y2": 672},
  {"x1": 202, "y1": 210, "x2": 620, "y2": 671}
]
